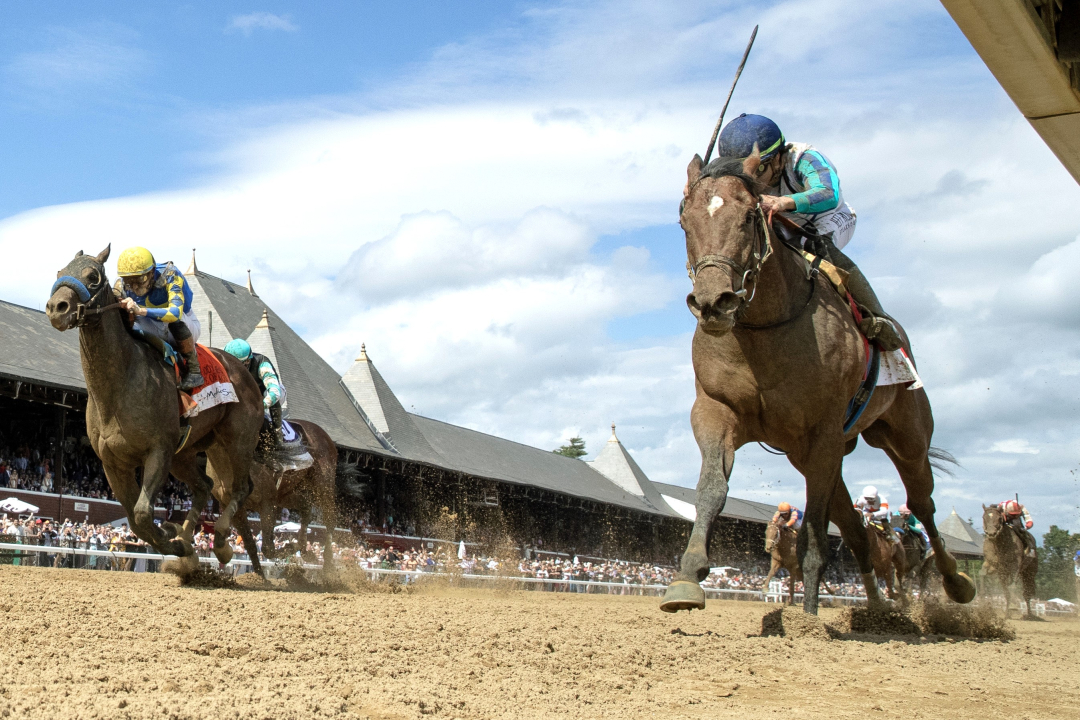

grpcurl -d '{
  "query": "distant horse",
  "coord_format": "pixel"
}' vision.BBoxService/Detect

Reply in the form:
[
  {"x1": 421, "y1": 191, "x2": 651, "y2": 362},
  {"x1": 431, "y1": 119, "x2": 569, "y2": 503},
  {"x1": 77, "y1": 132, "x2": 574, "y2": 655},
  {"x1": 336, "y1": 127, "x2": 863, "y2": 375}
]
[
  {"x1": 46, "y1": 247, "x2": 262, "y2": 566},
  {"x1": 981, "y1": 504, "x2": 1038, "y2": 618},
  {"x1": 896, "y1": 527, "x2": 935, "y2": 599},
  {"x1": 865, "y1": 519, "x2": 906, "y2": 602},
  {"x1": 761, "y1": 522, "x2": 801, "y2": 605},
  {"x1": 231, "y1": 419, "x2": 340, "y2": 576},
  {"x1": 659, "y1": 149, "x2": 975, "y2": 614}
]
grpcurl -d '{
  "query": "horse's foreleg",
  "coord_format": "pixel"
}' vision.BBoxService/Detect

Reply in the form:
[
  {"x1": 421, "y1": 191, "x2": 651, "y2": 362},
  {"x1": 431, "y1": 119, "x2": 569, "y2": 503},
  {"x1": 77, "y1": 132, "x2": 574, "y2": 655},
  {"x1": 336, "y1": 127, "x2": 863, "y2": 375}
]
[
  {"x1": 234, "y1": 505, "x2": 263, "y2": 577},
  {"x1": 788, "y1": 436, "x2": 845, "y2": 615},
  {"x1": 761, "y1": 559, "x2": 781, "y2": 602},
  {"x1": 131, "y1": 449, "x2": 187, "y2": 555},
  {"x1": 659, "y1": 400, "x2": 736, "y2": 613}
]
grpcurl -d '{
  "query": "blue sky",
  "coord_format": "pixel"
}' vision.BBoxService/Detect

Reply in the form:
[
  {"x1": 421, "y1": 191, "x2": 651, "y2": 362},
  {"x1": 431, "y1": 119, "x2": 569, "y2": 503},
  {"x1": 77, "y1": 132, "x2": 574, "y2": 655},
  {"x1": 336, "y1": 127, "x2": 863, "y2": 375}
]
[{"x1": 1, "y1": 1, "x2": 1078, "y2": 534}]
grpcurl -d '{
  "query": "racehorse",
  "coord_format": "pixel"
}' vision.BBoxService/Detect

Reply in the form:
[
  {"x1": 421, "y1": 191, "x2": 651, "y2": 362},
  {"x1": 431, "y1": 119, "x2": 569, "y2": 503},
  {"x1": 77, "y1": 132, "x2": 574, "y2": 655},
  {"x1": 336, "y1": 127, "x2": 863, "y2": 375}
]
[
  {"x1": 230, "y1": 419, "x2": 339, "y2": 576},
  {"x1": 659, "y1": 152, "x2": 976, "y2": 614},
  {"x1": 896, "y1": 526, "x2": 935, "y2": 599},
  {"x1": 46, "y1": 246, "x2": 263, "y2": 566},
  {"x1": 981, "y1": 504, "x2": 1038, "y2": 618},
  {"x1": 761, "y1": 521, "x2": 801, "y2": 605},
  {"x1": 865, "y1": 519, "x2": 906, "y2": 602}
]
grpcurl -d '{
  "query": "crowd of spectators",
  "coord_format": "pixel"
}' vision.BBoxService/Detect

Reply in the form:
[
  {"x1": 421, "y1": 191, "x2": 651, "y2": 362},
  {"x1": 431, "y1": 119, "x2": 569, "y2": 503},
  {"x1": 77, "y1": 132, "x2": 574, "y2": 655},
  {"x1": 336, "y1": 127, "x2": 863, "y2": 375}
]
[{"x1": 1, "y1": 513, "x2": 871, "y2": 598}]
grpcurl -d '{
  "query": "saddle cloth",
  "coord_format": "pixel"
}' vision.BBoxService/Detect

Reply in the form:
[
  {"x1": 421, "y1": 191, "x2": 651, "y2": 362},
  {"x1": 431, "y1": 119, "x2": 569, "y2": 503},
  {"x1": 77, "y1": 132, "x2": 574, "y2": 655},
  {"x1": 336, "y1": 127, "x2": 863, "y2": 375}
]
[{"x1": 180, "y1": 345, "x2": 239, "y2": 418}]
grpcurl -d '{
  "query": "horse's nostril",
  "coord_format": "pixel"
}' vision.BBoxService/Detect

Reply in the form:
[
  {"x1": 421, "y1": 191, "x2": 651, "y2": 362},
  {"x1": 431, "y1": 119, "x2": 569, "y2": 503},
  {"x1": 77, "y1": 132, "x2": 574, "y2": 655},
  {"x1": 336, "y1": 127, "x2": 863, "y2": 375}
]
[{"x1": 56, "y1": 301, "x2": 69, "y2": 314}]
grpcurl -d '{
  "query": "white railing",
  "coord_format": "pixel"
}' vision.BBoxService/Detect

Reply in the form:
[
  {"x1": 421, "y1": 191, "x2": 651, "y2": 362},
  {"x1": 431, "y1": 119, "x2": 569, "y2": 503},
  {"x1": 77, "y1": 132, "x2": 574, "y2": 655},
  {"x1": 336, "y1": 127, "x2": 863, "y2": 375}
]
[{"x1": 0, "y1": 542, "x2": 869, "y2": 603}]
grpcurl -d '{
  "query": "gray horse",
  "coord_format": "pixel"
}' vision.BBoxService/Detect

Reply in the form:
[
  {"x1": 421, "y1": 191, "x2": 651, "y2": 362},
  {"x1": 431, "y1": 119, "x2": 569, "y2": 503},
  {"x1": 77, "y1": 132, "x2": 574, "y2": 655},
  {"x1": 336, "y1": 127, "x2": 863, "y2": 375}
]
[{"x1": 46, "y1": 246, "x2": 263, "y2": 566}]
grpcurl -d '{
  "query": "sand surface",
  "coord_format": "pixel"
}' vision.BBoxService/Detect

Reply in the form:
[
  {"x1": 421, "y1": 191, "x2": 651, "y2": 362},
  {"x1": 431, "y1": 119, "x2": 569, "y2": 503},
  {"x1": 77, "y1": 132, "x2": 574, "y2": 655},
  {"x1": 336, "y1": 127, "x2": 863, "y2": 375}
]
[{"x1": 0, "y1": 565, "x2": 1075, "y2": 719}]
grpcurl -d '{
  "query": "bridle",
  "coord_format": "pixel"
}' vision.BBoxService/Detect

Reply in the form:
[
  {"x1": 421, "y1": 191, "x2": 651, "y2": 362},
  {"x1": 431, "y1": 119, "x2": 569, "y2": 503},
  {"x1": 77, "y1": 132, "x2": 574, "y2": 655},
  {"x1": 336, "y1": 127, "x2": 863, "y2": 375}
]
[
  {"x1": 982, "y1": 509, "x2": 1003, "y2": 539},
  {"x1": 685, "y1": 203, "x2": 773, "y2": 308},
  {"x1": 51, "y1": 265, "x2": 122, "y2": 327}
]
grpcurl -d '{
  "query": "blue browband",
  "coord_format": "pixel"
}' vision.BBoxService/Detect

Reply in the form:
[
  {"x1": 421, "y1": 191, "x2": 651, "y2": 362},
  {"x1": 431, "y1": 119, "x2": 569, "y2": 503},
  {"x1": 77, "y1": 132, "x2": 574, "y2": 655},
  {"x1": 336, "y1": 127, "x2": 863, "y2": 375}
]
[{"x1": 51, "y1": 275, "x2": 92, "y2": 303}]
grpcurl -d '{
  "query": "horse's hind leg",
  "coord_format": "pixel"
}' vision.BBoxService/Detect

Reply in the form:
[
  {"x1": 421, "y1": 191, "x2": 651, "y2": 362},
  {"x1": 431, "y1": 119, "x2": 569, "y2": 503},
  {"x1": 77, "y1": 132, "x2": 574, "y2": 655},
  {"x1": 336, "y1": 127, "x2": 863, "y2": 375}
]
[
  {"x1": 788, "y1": 433, "x2": 846, "y2": 615},
  {"x1": 169, "y1": 454, "x2": 212, "y2": 551},
  {"x1": 862, "y1": 406, "x2": 975, "y2": 604},
  {"x1": 234, "y1": 506, "x2": 263, "y2": 577}
]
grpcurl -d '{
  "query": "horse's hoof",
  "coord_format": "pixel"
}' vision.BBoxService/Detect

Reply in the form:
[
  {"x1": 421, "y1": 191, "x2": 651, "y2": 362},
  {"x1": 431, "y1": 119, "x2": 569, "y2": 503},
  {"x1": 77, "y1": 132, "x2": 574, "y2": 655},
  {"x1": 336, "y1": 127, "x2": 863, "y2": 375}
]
[
  {"x1": 214, "y1": 546, "x2": 234, "y2": 566},
  {"x1": 942, "y1": 572, "x2": 976, "y2": 604},
  {"x1": 659, "y1": 581, "x2": 706, "y2": 613}
]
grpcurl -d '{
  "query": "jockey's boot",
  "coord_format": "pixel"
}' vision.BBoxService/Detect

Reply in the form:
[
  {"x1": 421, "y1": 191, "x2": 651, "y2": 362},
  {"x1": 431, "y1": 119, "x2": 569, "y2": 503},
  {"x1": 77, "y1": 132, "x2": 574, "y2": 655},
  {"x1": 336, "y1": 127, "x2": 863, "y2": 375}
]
[
  {"x1": 826, "y1": 244, "x2": 904, "y2": 352},
  {"x1": 169, "y1": 322, "x2": 204, "y2": 391},
  {"x1": 269, "y1": 403, "x2": 286, "y2": 449}
]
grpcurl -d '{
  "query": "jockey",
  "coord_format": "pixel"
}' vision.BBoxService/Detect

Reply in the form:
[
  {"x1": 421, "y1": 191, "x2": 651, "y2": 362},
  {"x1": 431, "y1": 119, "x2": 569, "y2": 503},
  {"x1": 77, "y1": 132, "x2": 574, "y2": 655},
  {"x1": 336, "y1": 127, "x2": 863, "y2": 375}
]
[
  {"x1": 222, "y1": 338, "x2": 286, "y2": 449},
  {"x1": 714, "y1": 114, "x2": 903, "y2": 351},
  {"x1": 999, "y1": 499, "x2": 1037, "y2": 558},
  {"x1": 896, "y1": 504, "x2": 930, "y2": 557},
  {"x1": 854, "y1": 485, "x2": 894, "y2": 535},
  {"x1": 771, "y1": 502, "x2": 803, "y2": 531},
  {"x1": 114, "y1": 247, "x2": 203, "y2": 391}
]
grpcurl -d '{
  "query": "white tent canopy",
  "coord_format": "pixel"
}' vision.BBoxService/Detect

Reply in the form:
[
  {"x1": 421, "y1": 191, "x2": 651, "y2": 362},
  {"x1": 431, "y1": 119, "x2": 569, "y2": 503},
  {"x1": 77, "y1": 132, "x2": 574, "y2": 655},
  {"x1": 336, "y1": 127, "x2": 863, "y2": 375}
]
[
  {"x1": 0, "y1": 497, "x2": 39, "y2": 514},
  {"x1": 274, "y1": 521, "x2": 302, "y2": 533}
]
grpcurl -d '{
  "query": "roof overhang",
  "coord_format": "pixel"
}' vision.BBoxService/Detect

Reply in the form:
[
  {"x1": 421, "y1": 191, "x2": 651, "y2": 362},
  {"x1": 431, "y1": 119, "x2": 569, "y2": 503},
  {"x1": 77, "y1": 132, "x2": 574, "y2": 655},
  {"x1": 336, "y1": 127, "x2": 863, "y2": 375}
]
[{"x1": 941, "y1": 0, "x2": 1080, "y2": 184}]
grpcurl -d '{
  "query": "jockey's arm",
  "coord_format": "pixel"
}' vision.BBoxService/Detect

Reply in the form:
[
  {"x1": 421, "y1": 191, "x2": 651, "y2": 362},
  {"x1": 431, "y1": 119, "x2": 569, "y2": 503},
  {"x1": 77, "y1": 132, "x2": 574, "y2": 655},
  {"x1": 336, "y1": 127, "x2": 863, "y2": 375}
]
[
  {"x1": 142, "y1": 268, "x2": 186, "y2": 323},
  {"x1": 1021, "y1": 506, "x2": 1033, "y2": 530},
  {"x1": 787, "y1": 150, "x2": 841, "y2": 214},
  {"x1": 785, "y1": 511, "x2": 800, "y2": 528},
  {"x1": 257, "y1": 360, "x2": 282, "y2": 408}
]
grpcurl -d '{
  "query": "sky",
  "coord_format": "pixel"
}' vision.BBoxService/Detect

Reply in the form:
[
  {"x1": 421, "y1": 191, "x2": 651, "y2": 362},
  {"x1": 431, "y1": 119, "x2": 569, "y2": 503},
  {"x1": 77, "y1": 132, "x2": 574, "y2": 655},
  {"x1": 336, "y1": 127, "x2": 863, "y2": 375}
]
[{"x1": 1, "y1": 0, "x2": 1078, "y2": 535}]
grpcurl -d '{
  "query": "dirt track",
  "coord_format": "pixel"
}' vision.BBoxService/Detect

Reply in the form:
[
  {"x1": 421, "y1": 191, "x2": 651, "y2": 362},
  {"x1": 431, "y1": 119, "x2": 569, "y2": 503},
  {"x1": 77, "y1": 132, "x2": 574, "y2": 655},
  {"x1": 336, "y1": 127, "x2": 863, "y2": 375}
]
[{"x1": 0, "y1": 566, "x2": 1075, "y2": 719}]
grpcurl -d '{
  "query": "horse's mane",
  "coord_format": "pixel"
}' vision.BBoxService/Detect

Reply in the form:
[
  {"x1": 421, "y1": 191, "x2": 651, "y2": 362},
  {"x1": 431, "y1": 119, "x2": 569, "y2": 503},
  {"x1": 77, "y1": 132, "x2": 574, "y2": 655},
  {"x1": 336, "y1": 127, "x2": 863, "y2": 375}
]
[{"x1": 700, "y1": 157, "x2": 760, "y2": 196}]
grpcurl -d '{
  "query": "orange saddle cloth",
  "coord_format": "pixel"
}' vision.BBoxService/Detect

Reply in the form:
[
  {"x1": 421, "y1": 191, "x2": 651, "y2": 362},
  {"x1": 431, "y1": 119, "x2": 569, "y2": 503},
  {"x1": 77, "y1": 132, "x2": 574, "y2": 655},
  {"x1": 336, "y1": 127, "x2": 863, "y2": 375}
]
[{"x1": 178, "y1": 345, "x2": 239, "y2": 417}]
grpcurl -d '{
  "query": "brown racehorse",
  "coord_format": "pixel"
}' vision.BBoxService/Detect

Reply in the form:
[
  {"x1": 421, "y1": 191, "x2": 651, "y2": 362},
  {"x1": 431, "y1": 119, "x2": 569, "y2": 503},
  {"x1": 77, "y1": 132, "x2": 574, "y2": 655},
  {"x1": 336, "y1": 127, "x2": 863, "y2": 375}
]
[
  {"x1": 659, "y1": 152, "x2": 976, "y2": 614},
  {"x1": 761, "y1": 521, "x2": 801, "y2": 604},
  {"x1": 865, "y1": 519, "x2": 906, "y2": 602},
  {"x1": 230, "y1": 419, "x2": 339, "y2": 576},
  {"x1": 981, "y1": 504, "x2": 1038, "y2": 618},
  {"x1": 45, "y1": 246, "x2": 263, "y2": 566}
]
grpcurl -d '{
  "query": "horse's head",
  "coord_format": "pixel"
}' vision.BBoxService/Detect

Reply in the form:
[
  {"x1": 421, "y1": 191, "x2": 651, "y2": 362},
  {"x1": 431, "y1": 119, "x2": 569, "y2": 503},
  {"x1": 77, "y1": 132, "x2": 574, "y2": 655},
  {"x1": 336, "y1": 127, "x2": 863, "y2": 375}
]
[
  {"x1": 45, "y1": 245, "x2": 112, "y2": 331},
  {"x1": 982, "y1": 503, "x2": 1002, "y2": 538},
  {"x1": 680, "y1": 151, "x2": 769, "y2": 336}
]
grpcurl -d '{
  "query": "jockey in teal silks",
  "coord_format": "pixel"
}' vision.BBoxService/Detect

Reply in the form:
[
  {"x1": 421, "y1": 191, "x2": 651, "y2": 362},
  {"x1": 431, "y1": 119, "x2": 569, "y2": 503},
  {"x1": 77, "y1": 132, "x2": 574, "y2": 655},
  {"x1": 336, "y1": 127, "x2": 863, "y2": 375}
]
[
  {"x1": 897, "y1": 504, "x2": 930, "y2": 558},
  {"x1": 222, "y1": 338, "x2": 286, "y2": 450},
  {"x1": 114, "y1": 247, "x2": 204, "y2": 390},
  {"x1": 713, "y1": 114, "x2": 903, "y2": 351}
]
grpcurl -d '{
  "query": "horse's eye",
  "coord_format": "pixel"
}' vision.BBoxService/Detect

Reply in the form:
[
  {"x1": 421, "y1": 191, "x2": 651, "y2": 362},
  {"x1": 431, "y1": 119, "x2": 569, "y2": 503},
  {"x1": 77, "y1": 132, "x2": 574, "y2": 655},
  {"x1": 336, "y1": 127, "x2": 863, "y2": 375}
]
[
  {"x1": 85, "y1": 270, "x2": 99, "y2": 285},
  {"x1": 745, "y1": 212, "x2": 754, "y2": 224}
]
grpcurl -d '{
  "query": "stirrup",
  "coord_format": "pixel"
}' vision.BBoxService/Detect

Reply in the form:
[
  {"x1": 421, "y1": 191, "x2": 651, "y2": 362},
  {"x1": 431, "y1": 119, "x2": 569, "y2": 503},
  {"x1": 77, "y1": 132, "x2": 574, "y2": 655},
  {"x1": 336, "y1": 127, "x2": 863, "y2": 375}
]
[
  {"x1": 176, "y1": 425, "x2": 192, "y2": 454},
  {"x1": 859, "y1": 315, "x2": 903, "y2": 351},
  {"x1": 179, "y1": 372, "x2": 204, "y2": 391}
]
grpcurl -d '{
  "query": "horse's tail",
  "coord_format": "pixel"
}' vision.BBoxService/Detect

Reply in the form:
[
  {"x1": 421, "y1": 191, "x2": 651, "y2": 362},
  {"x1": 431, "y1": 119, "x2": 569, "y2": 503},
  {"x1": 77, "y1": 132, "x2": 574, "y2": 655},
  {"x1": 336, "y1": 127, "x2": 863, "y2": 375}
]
[
  {"x1": 335, "y1": 460, "x2": 368, "y2": 497},
  {"x1": 928, "y1": 446, "x2": 959, "y2": 477}
]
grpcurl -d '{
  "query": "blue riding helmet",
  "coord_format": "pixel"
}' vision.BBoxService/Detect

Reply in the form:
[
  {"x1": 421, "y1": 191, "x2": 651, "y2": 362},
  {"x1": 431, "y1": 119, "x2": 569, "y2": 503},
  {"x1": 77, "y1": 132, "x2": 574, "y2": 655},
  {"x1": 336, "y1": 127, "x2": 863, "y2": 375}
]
[
  {"x1": 223, "y1": 338, "x2": 252, "y2": 362},
  {"x1": 716, "y1": 113, "x2": 786, "y2": 160}
]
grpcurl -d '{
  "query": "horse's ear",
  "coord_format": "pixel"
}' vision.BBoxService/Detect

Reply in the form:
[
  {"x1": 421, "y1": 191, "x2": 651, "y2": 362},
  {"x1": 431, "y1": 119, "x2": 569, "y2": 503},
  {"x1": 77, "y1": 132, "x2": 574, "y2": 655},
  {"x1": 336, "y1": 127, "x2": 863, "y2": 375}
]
[
  {"x1": 74, "y1": 250, "x2": 84, "y2": 258},
  {"x1": 687, "y1": 154, "x2": 703, "y2": 186},
  {"x1": 742, "y1": 143, "x2": 762, "y2": 176},
  {"x1": 94, "y1": 244, "x2": 111, "y2": 264},
  {"x1": 981, "y1": 504, "x2": 987, "y2": 510}
]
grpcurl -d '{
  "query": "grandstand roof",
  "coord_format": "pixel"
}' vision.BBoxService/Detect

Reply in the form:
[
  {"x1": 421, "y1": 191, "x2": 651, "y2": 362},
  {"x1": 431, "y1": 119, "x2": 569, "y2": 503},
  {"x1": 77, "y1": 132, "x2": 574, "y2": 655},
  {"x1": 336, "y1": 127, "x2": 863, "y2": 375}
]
[
  {"x1": 409, "y1": 414, "x2": 678, "y2": 516},
  {"x1": 0, "y1": 300, "x2": 84, "y2": 392},
  {"x1": 653, "y1": 482, "x2": 842, "y2": 535},
  {"x1": 587, "y1": 424, "x2": 678, "y2": 514}
]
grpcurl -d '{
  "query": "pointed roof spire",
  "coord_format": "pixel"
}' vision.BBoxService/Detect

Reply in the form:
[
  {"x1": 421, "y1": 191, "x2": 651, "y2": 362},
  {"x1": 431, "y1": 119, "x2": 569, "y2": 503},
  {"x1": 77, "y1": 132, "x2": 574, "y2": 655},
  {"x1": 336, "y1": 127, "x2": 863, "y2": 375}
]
[
  {"x1": 610, "y1": 422, "x2": 617, "y2": 440},
  {"x1": 586, "y1": 425, "x2": 676, "y2": 515},
  {"x1": 357, "y1": 343, "x2": 368, "y2": 361},
  {"x1": 255, "y1": 308, "x2": 271, "y2": 330},
  {"x1": 187, "y1": 248, "x2": 198, "y2": 275},
  {"x1": 246, "y1": 269, "x2": 258, "y2": 297}
]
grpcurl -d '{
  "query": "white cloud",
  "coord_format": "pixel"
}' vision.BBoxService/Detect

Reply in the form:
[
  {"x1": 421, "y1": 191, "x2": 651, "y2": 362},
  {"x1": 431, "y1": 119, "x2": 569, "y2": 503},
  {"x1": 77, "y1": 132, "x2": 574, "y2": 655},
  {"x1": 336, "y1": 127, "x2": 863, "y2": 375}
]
[
  {"x1": 4, "y1": 24, "x2": 146, "y2": 97},
  {"x1": 989, "y1": 439, "x2": 1040, "y2": 455},
  {"x1": 227, "y1": 12, "x2": 298, "y2": 36},
  {"x1": 3, "y1": 0, "x2": 1080, "y2": 532}
]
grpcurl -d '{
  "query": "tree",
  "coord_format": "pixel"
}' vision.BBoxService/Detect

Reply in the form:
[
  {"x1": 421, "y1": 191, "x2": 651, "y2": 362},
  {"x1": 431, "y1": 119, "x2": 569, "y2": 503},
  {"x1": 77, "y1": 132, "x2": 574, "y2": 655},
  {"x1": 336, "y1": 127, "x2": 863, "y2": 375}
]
[
  {"x1": 1036, "y1": 525, "x2": 1080, "y2": 602},
  {"x1": 553, "y1": 437, "x2": 587, "y2": 459}
]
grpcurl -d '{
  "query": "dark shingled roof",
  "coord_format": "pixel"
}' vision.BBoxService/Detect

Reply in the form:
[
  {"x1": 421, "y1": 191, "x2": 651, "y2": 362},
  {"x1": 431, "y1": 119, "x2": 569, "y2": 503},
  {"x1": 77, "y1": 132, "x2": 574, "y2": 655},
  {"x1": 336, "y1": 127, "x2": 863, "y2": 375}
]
[
  {"x1": 0, "y1": 300, "x2": 84, "y2": 392},
  {"x1": 409, "y1": 414, "x2": 677, "y2": 516}
]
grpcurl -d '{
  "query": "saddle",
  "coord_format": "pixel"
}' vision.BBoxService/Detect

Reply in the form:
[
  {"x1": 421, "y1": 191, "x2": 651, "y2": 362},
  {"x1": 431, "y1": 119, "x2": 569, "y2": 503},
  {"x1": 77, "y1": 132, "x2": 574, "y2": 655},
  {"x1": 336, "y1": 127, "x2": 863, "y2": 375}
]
[{"x1": 256, "y1": 417, "x2": 314, "y2": 474}]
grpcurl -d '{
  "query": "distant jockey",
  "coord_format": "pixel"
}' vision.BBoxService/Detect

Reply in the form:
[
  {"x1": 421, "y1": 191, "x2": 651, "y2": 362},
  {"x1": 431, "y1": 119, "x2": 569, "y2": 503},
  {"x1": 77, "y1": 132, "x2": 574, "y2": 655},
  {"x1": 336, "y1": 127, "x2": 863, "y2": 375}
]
[
  {"x1": 771, "y1": 502, "x2": 803, "y2": 531},
  {"x1": 999, "y1": 499, "x2": 1037, "y2": 558},
  {"x1": 855, "y1": 486, "x2": 896, "y2": 541},
  {"x1": 712, "y1": 114, "x2": 902, "y2": 351},
  {"x1": 222, "y1": 338, "x2": 286, "y2": 450},
  {"x1": 896, "y1": 504, "x2": 930, "y2": 557},
  {"x1": 114, "y1": 247, "x2": 203, "y2": 390}
]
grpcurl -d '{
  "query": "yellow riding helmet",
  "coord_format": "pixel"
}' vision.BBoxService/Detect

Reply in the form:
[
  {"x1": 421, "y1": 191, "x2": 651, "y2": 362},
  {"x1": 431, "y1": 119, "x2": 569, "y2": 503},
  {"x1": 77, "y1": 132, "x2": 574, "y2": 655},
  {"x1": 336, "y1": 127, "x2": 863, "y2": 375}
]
[{"x1": 116, "y1": 247, "x2": 156, "y2": 277}]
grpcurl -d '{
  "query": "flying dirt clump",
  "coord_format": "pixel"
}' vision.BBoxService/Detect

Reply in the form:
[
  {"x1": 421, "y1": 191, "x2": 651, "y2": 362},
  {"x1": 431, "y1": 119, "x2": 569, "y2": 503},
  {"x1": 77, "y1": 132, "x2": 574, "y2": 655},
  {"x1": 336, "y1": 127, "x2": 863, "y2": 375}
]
[
  {"x1": 829, "y1": 605, "x2": 923, "y2": 636},
  {"x1": 909, "y1": 600, "x2": 1016, "y2": 641},
  {"x1": 760, "y1": 607, "x2": 833, "y2": 640},
  {"x1": 162, "y1": 558, "x2": 237, "y2": 589}
]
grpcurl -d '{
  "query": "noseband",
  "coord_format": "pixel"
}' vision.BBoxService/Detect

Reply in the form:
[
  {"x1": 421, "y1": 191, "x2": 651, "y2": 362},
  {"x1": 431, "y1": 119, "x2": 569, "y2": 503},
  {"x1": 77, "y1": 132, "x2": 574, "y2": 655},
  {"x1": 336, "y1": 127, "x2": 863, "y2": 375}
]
[
  {"x1": 685, "y1": 203, "x2": 773, "y2": 308},
  {"x1": 51, "y1": 270, "x2": 120, "y2": 327}
]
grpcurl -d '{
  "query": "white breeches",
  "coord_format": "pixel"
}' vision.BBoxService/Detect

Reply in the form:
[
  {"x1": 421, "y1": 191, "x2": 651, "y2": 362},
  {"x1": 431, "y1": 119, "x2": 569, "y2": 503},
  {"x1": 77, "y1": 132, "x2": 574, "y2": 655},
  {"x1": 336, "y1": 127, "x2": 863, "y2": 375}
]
[{"x1": 133, "y1": 309, "x2": 201, "y2": 344}]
